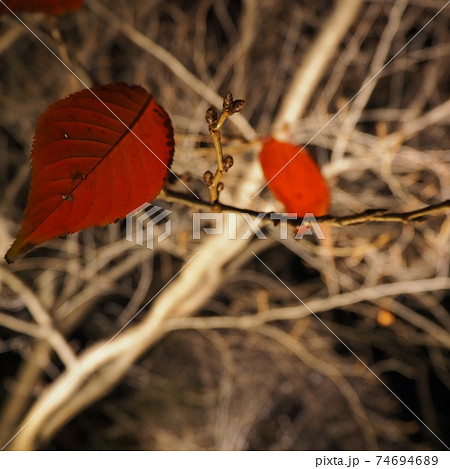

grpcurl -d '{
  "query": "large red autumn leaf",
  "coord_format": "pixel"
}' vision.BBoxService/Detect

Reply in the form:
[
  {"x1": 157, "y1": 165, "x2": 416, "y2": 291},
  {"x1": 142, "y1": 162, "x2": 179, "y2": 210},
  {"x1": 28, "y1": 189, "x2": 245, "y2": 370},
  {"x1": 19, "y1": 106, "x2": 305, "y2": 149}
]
[
  {"x1": 259, "y1": 137, "x2": 329, "y2": 217},
  {"x1": 0, "y1": 0, "x2": 83, "y2": 15},
  {"x1": 5, "y1": 83, "x2": 174, "y2": 263}
]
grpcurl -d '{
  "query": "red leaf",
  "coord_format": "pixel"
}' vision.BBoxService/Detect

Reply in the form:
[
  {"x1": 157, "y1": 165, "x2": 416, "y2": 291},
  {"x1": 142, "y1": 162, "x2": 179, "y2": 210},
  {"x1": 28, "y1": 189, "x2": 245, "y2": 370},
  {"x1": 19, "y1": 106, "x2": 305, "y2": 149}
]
[
  {"x1": 0, "y1": 0, "x2": 83, "y2": 15},
  {"x1": 5, "y1": 83, "x2": 174, "y2": 263},
  {"x1": 258, "y1": 137, "x2": 330, "y2": 217}
]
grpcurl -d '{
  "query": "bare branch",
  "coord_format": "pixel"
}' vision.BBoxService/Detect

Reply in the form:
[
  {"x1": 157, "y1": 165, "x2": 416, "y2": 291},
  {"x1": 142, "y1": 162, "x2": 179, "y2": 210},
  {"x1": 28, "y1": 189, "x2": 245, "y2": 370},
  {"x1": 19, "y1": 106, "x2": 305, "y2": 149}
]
[
  {"x1": 165, "y1": 276, "x2": 450, "y2": 349},
  {"x1": 204, "y1": 92, "x2": 244, "y2": 203},
  {"x1": 160, "y1": 188, "x2": 450, "y2": 228},
  {"x1": 272, "y1": 0, "x2": 365, "y2": 134},
  {"x1": 85, "y1": 0, "x2": 257, "y2": 141},
  {"x1": 0, "y1": 267, "x2": 77, "y2": 368}
]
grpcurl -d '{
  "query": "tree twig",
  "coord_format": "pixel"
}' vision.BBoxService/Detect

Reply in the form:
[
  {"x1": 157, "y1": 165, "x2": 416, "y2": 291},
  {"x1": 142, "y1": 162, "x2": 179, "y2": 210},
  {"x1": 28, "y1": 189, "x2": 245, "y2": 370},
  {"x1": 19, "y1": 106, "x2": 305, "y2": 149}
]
[
  {"x1": 160, "y1": 188, "x2": 450, "y2": 228},
  {"x1": 203, "y1": 91, "x2": 245, "y2": 203},
  {"x1": 272, "y1": 0, "x2": 365, "y2": 135},
  {"x1": 0, "y1": 267, "x2": 77, "y2": 368},
  {"x1": 85, "y1": 0, "x2": 257, "y2": 141},
  {"x1": 165, "y1": 275, "x2": 450, "y2": 348}
]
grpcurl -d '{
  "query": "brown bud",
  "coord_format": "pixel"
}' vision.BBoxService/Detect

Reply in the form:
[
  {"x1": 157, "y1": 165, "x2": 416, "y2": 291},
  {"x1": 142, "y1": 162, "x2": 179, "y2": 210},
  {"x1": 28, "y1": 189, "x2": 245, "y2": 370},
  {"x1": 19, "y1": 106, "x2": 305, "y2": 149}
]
[
  {"x1": 223, "y1": 155, "x2": 234, "y2": 170},
  {"x1": 203, "y1": 170, "x2": 213, "y2": 186},
  {"x1": 229, "y1": 99, "x2": 245, "y2": 114},
  {"x1": 217, "y1": 182, "x2": 225, "y2": 192},
  {"x1": 223, "y1": 91, "x2": 233, "y2": 112},
  {"x1": 205, "y1": 106, "x2": 218, "y2": 126}
]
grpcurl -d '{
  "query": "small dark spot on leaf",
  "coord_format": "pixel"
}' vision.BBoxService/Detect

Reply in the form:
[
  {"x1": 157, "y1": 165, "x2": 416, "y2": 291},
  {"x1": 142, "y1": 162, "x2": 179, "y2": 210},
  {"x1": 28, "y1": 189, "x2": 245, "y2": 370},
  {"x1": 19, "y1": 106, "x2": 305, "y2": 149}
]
[{"x1": 70, "y1": 170, "x2": 86, "y2": 182}]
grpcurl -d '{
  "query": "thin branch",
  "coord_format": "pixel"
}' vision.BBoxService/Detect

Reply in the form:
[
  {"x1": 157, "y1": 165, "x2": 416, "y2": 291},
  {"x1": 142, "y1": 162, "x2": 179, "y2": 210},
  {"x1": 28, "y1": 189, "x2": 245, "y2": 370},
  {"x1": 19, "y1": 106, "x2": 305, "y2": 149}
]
[
  {"x1": 254, "y1": 325, "x2": 378, "y2": 449},
  {"x1": 272, "y1": 0, "x2": 365, "y2": 134},
  {"x1": 160, "y1": 188, "x2": 450, "y2": 227},
  {"x1": 0, "y1": 267, "x2": 77, "y2": 368},
  {"x1": 0, "y1": 342, "x2": 52, "y2": 444},
  {"x1": 165, "y1": 276, "x2": 450, "y2": 349},
  {"x1": 331, "y1": 0, "x2": 408, "y2": 161},
  {"x1": 7, "y1": 234, "x2": 253, "y2": 450},
  {"x1": 85, "y1": 0, "x2": 257, "y2": 141},
  {"x1": 0, "y1": 311, "x2": 42, "y2": 338},
  {"x1": 388, "y1": 97, "x2": 450, "y2": 143},
  {"x1": 204, "y1": 92, "x2": 245, "y2": 203},
  {"x1": 0, "y1": 20, "x2": 25, "y2": 55}
]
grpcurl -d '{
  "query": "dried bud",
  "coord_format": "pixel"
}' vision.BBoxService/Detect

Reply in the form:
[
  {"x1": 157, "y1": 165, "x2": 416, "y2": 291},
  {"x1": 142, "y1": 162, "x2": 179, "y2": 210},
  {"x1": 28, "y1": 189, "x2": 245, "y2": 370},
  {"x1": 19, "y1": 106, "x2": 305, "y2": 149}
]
[
  {"x1": 205, "y1": 106, "x2": 218, "y2": 126},
  {"x1": 223, "y1": 91, "x2": 233, "y2": 112},
  {"x1": 203, "y1": 170, "x2": 213, "y2": 186},
  {"x1": 229, "y1": 99, "x2": 245, "y2": 114},
  {"x1": 217, "y1": 182, "x2": 225, "y2": 192},
  {"x1": 223, "y1": 155, "x2": 234, "y2": 170}
]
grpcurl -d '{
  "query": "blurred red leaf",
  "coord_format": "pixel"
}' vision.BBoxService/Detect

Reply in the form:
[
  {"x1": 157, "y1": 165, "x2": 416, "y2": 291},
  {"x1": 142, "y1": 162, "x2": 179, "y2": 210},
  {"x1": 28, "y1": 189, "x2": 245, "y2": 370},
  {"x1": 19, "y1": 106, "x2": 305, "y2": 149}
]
[
  {"x1": 5, "y1": 83, "x2": 174, "y2": 263},
  {"x1": 258, "y1": 137, "x2": 330, "y2": 217},
  {"x1": 0, "y1": 0, "x2": 83, "y2": 15}
]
